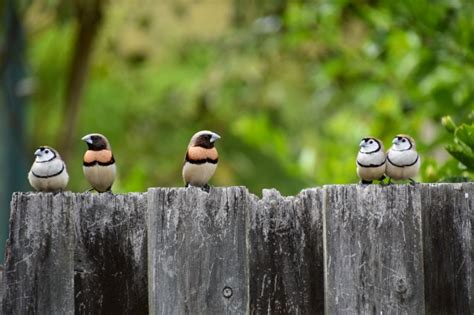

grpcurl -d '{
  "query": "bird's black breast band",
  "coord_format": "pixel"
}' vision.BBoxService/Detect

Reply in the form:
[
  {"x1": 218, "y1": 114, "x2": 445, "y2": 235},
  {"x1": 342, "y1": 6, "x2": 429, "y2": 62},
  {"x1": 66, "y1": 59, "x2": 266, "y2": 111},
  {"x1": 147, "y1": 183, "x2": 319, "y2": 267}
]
[
  {"x1": 186, "y1": 156, "x2": 218, "y2": 165},
  {"x1": 387, "y1": 155, "x2": 419, "y2": 167},
  {"x1": 32, "y1": 164, "x2": 65, "y2": 178},
  {"x1": 83, "y1": 157, "x2": 116, "y2": 167},
  {"x1": 356, "y1": 160, "x2": 386, "y2": 168}
]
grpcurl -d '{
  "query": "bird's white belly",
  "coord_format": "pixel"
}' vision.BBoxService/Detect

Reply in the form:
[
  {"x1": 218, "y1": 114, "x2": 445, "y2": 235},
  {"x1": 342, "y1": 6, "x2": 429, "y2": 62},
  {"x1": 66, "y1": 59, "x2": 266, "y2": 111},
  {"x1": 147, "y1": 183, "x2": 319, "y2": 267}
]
[
  {"x1": 386, "y1": 150, "x2": 420, "y2": 180},
  {"x1": 357, "y1": 164, "x2": 385, "y2": 181},
  {"x1": 28, "y1": 170, "x2": 69, "y2": 192},
  {"x1": 386, "y1": 160, "x2": 420, "y2": 180},
  {"x1": 356, "y1": 151, "x2": 386, "y2": 181},
  {"x1": 182, "y1": 162, "x2": 217, "y2": 186},
  {"x1": 28, "y1": 160, "x2": 69, "y2": 192},
  {"x1": 83, "y1": 164, "x2": 116, "y2": 192}
]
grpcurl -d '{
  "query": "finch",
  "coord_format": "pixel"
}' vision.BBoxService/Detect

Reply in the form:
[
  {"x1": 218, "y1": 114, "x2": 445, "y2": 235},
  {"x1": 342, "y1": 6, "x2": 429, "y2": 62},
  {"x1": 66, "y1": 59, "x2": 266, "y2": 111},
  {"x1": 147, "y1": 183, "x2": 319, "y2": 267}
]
[
  {"x1": 82, "y1": 133, "x2": 116, "y2": 192},
  {"x1": 386, "y1": 134, "x2": 420, "y2": 184},
  {"x1": 28, "y1": 146, "x2": 69, "y2": 192},
  {"x1": 182, "y1": 130, "x2": 220, "y2": 190},
  {"x1": 356, "y1": 137, "x2": 386, "y2": 184}
]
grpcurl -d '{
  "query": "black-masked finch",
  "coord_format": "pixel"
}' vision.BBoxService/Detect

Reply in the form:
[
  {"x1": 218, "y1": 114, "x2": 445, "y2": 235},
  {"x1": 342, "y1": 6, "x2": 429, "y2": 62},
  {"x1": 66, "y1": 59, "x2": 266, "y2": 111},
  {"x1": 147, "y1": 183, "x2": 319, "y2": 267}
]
[
  {"x1": 81, "y1": 133, "x2": 116, "y2": 192},
  {"x1": 182, "y1": 130, "x2": 220, "y2": 189},
  {"x1": 28, "y1": 146, "x2": 69, "y2": 192},
  {"x1": 386, "y1": 134, "x2": 420, "y2": 184},
  {"x1": 356, "y1": 137, "x2": 386, "y2": 184}
]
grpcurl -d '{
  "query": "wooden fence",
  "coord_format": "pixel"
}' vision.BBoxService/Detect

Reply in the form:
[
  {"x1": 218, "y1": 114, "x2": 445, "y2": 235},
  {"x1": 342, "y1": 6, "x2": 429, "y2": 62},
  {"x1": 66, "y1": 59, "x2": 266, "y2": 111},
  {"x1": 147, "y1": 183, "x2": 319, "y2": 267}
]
[{"x1": 0, "y1": 183, "x2": 472, "y2": 314}]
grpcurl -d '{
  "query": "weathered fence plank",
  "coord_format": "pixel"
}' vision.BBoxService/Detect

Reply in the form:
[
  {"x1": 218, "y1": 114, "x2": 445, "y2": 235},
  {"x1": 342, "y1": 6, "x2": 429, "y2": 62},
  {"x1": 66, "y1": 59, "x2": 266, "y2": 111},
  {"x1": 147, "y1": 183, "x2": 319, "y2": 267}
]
[
  {"x1": 1, "y1": 192, "x2": 148, "y2": 314},
  {"x1": 421, "y1": 182, "x2": 474, "y2": 314},
  {"x1": 323, "y1": 185, "x2": 425, "y2": 314},
  {"x1": 1, "y1": 184, "x2": 473, "y2": 314},
  {"x1": 249, "y1": 188, "x2": 324, "y2": 314},
  {"x1": 147, "y1": 187, "x2": 249, "y2": 314},
  {"x1": 2, "y1": 192, "x2": 75, "y2": 314},
  {"x1": 74, "y1": 193, "x2": 148, "y2": 314}
]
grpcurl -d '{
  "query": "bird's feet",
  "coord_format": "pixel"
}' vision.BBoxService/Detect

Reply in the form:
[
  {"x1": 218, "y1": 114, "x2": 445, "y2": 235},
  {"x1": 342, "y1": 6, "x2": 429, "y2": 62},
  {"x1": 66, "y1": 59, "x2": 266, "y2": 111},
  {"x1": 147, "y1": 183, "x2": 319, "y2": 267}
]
[
  {"x1": 409, "y1": 178, "x2": 417, "y2": 186},
  {"x1": 360, "y1": 180, "x2": 373, "y2": 185},
  {"x1": 185, "y1": 183, "x2": 211, "y2": 192}
]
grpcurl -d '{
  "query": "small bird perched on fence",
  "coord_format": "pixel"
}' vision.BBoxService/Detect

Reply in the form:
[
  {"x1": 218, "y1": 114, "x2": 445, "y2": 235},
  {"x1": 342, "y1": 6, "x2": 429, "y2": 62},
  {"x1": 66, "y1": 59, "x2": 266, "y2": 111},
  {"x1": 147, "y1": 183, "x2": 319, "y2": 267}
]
[
  {"x1": 182, "y1": 130, "x2": 220, "y2": 191},
  {"x1": 356, "y1": 137, "x2": 386, "y2": 184},
  {"x1": 28, "y1": 146, "x2": 69, "y2": 192},
  {"x1": 386, "y1": 134, "x2": 420, "y2": 185},
  {"x1": 82, "y1": 133, "x2": 116, "y2": 192}
]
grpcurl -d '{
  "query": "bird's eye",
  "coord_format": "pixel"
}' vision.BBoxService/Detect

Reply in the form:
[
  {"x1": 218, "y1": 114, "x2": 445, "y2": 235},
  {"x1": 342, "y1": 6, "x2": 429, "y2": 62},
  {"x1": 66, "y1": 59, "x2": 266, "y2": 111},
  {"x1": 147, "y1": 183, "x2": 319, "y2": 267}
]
[
  {"x1": 369, "y1": 140, "x2": 373, "y2": 144},
  {"x1": 402, "y1": 139, "x2": 406, "y2": 142},
  {"x1": 45, "y1": 149, "x2": 49, "y2": 154}
]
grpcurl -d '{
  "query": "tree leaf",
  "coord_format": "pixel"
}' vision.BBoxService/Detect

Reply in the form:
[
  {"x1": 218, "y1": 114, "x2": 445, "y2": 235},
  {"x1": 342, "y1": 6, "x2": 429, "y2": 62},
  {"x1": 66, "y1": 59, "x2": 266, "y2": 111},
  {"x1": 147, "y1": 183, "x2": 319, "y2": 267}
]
[
  {"x1": 446, "y1": 144, "x2": 474, "y2": 171},
  {"x1": 455, "y1": 124, "x2": 474, "y2": 149}
]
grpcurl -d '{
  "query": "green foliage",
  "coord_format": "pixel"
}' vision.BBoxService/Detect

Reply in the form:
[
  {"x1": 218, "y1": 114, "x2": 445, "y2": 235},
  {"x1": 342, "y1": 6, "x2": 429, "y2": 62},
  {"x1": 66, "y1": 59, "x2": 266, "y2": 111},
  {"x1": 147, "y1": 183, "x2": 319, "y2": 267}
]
[
  {"x1": 443, "y1": 114, "x2": 474, "y2": 173},
  {"x1": 423, "y1": 114, "x2": 473, "y2": 183},
  {"x1": 23, "y1": 0, "x2": 473, "y2": 195}
]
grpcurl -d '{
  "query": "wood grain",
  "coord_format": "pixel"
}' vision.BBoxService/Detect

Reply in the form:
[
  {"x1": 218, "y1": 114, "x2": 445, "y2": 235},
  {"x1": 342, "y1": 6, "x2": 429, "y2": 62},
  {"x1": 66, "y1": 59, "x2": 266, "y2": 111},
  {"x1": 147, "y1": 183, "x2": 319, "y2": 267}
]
[
  {"x1": 249, "y1": 188, "x2": 324, "y2": 314},
  {"x1": 147, "y1": 187, "x2": 249, "y2": 314},
  {"x1": 421, "y1": 182, "x2": 474, "y2": 314},
  {"x1": 2, "y1": 192, "x2": 75, "y2": 314},
  {"x1": 323, "y1": 184, "x2": 425, "y2": 314},
  {"x1": 74, "y1": 192, "x2": 148, "y2": 314},
  {"x1": 1, "y1": 184, "x2": 472, "y2": 314}
]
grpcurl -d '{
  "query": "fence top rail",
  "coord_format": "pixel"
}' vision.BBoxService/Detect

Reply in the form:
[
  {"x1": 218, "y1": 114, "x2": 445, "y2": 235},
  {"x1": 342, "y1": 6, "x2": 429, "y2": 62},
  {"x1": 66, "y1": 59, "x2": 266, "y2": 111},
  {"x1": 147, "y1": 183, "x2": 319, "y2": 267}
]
[{"x1": 9, "y1": 181, "x2": 473, "y2": 199}]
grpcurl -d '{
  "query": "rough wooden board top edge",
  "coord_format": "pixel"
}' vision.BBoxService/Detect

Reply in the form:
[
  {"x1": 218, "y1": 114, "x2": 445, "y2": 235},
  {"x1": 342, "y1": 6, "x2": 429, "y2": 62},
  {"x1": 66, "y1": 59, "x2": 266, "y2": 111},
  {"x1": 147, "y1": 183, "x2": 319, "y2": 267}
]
[
  {"x1": 11, "y1": 191, "x2": 147, "y2": 197},
  {"x1": 9, "y1": 192, "x2": 148, "y2": 206},
  {"x1": 322, "y1": 182, "x2": 474, "y2": 188},
  {"x1": 12, "y1": 182, "x2": 473, "y2": 199},
  {"x1": 146, "y1": 186, "x2": 324, "y2": 202},
  {"x1": 146, "y1": 186, "x2": 249, "y2": 192}
]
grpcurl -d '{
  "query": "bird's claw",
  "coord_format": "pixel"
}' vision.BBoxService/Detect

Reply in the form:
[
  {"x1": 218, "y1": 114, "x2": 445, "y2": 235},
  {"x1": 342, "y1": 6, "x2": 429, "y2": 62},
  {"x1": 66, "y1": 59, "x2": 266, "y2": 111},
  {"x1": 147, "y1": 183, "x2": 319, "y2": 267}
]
[{"x1": 201, "y1": 184, "x2": 211, "y2": 192}]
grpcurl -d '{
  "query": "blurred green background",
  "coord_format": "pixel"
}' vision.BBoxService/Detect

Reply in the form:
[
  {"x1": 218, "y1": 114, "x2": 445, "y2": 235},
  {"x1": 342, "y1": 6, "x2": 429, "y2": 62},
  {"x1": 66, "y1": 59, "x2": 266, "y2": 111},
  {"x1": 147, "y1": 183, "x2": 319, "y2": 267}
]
[{"x1": 1, "y1": 0, "x2": 473, "y2": 257}]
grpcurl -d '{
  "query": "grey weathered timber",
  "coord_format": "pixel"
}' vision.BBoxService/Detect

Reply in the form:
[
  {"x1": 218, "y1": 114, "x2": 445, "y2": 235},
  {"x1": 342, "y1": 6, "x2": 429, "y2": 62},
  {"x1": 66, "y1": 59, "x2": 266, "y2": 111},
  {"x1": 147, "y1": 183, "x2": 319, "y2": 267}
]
[
  {"x1": 2, "y1": 192, "x2": 75, "y2": 315},
  {"x1": 74, "y1": 192, "x2": 148, "y2": 314},
  {"x1": 323, "y1": 184, "x2": 425, "y2": 314},
  {"x1": 421, "y1": 182, "x2": 474, "y2": 314},
  {"x1": 1, "y1": 184, "x2": 474, "y2": 314},
  {"x1": 249, "y1": 188, "x2": 324, "y2": 314},
  {"x1": 1, "y1": 192, "x2": 148, "y2": 315},
  {"x1": 147, "y1": 187, "x2": 249, "y2": 314}
]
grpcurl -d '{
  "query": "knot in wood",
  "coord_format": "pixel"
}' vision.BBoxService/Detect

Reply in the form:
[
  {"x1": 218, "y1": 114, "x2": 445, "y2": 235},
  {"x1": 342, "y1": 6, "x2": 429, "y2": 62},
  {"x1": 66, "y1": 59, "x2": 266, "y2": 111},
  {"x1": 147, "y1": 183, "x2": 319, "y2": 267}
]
[
  {"x1": 222, "y1": 286, "x2": 233, "y2": 298},
  {"x1": 395, "y1": 278, "x2": 408, "y2": 294}
]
